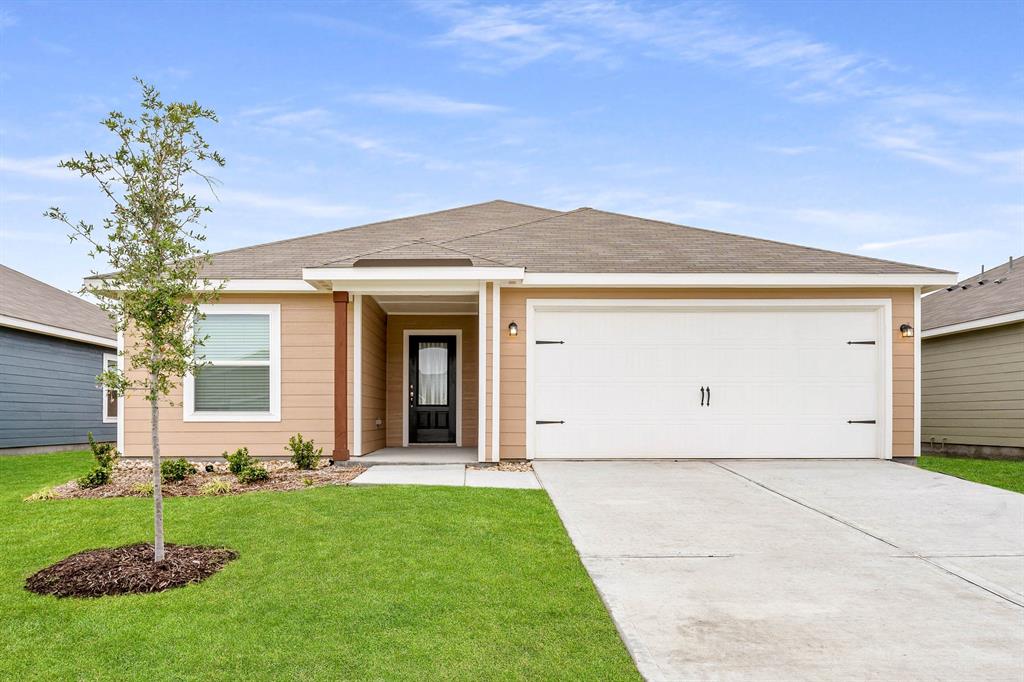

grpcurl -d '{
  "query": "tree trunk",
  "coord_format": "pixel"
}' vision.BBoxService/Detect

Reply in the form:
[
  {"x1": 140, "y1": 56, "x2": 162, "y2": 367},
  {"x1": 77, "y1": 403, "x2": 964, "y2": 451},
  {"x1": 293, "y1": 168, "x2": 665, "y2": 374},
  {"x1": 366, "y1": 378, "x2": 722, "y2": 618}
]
[{"x1": 150, "y1": 371, "x2": 165, "y2": 562}]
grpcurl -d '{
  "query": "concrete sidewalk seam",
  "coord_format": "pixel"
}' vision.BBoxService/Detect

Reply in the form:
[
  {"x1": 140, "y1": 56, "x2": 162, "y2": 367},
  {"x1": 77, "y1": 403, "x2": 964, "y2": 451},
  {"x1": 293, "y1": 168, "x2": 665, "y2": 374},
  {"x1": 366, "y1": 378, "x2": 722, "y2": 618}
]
[{"x1": 711, "y1": 461, "x2": 1024, "y2": 609}]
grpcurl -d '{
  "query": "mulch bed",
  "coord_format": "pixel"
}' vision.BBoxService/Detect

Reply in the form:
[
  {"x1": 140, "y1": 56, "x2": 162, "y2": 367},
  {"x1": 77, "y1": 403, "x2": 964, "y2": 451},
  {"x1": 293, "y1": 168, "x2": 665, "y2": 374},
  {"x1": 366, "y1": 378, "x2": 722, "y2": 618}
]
[
  {"x1": 24, "y1": 543, "x2": 238, "y2": 598},
  {"x1": 47, "y1": 460, "x2": 366, "y2": 499}
]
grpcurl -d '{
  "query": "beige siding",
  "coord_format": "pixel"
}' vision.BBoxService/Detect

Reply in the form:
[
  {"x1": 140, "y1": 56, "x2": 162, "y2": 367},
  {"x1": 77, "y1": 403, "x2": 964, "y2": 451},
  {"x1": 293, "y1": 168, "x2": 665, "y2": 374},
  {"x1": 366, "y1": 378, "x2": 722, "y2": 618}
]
[
  {"x1": 361, "y1": 296, "x2": 387, "y2": 454},
  {"x1": 922, "y1": 322, "x2": 1024, "y2": 448},
  {"x1": 123, "y1": 293, "x2": 335, "y2": 458},
  {"x1": 496, "y1": 287, "x2": 917, "y2": 459},
  {"x1": 385, "y1": 314, "x2": 478, "y2": 447}
]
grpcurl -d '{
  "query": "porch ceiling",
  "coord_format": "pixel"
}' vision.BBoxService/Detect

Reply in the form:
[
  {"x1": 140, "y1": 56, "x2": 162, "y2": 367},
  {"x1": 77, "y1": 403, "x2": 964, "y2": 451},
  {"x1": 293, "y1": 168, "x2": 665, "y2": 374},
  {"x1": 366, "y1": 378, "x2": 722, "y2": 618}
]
[{"x1": 373, "y1": 294, "x2": 478, "y2": 315}]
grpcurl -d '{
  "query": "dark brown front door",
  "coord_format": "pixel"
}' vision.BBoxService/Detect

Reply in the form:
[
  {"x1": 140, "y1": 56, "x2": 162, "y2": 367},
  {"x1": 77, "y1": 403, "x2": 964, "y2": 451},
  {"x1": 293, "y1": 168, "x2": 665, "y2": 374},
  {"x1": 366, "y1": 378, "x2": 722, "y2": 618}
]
[{"x1": 408, "y1": 335, "x2": 457, "y2": 443}]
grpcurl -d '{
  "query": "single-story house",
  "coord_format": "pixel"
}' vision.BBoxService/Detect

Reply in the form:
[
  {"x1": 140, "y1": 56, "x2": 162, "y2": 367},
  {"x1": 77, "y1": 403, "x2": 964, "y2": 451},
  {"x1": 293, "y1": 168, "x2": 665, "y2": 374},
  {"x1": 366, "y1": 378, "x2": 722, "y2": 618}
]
[
  {"x1": 92, "y1": 200, "x2": 958, "y2": 462},
  {"x1": 1, "y1": 264, "x2": 118, "y2": 453},
  {"x1": 921, "y1": 257, "x2": 1023, "y2": 458}
]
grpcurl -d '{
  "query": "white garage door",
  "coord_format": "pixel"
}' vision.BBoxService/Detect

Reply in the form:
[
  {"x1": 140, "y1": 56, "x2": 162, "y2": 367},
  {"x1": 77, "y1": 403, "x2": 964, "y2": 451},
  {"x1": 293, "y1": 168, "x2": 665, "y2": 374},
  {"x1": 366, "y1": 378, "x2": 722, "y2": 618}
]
[{"x1": 530, "y1": 304, "x2": 885, "y2": 459}]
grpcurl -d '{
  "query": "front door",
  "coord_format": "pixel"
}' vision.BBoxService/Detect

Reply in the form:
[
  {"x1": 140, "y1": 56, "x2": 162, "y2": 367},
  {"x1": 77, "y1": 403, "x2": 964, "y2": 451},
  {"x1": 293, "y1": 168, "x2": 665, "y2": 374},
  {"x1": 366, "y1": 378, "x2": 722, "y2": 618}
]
[{"x1": 408, "y1": 335, "x2": 457, "y2": 443}]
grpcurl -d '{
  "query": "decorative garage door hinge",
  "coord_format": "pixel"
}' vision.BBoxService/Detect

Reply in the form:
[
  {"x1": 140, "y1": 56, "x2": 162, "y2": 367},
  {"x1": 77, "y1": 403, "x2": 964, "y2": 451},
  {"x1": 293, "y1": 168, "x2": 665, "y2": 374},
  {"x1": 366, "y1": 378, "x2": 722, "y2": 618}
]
[
  {"x1": 535, "y1": 340, "x2": 565, "y2": 344},
  {"x1": 846, "y1": 340, "x2": 876, "y2": 345},
  {"x1": 847, "y1": 420, "x2": 876, "y2": 424},
  {"x1": 535, "y1": 420, "x2": 565, "y2": 425}
]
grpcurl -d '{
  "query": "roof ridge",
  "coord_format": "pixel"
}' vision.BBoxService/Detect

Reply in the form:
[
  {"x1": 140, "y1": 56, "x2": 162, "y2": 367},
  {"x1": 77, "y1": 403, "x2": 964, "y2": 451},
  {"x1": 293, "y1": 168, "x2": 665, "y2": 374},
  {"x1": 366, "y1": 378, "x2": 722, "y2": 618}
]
[
  {"x1": 175, "y1": 199, "x2": 559, "y2": 266},
  {"x1": 420, "y1": 240, "x2": 513, "y2": 267},
  {"x1": 436, "y1": 207, "x2": 581, "y2": 245},
  {"x1": 576, "y1": 208, "x2": 955, "y2": 275}
]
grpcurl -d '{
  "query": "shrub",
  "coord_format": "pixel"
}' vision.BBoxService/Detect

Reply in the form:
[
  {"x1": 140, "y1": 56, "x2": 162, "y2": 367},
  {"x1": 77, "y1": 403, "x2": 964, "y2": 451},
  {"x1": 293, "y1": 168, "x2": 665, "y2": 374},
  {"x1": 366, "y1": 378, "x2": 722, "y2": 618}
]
[
  {"x1": 78, "y1": 466, "x2": 112, "y2": 488},
  {"x1": 87, "y1": 431, "x2": 119, "y2": 469},
  {"x1": 200, "y1": 479, "x2": 233, "y2": 496},
  {"x1": 237, "y1": 464, "x2": 269, "y2": 484},
  {"x1": 224, "y1": 447, "x2": 255, "y2": 475},
  {"x1": 286, "y1": 433, "x2": 322, "y2": 470},
  {"x1": 160, "y1": 458, "x2": 197, "y2": 483},
  {"x1": 131, "y1": 481, "x2": 154, "y2": 497},
  {"x1": 25, "y1": 486, "x2": 57, "y2": 502},
  {"x1": 302, "y1": 477, "x2": 314, "y2": 487}
]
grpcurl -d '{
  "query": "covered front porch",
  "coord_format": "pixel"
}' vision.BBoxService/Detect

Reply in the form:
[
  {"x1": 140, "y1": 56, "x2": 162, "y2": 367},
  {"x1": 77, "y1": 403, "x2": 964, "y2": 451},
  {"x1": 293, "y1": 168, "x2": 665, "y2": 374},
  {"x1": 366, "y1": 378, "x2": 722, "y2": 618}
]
[{"x1": 316, "y1": 265, "x2": 521, "y2": 463}]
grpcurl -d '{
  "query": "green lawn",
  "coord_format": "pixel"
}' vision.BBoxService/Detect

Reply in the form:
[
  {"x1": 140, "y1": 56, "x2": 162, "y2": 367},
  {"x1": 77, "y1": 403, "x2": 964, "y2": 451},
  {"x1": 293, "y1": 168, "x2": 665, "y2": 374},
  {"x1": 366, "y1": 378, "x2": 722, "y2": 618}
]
[
  {"x1": 919, "y1": 455, "x2": 1024, "y2": 494},
  {"x1": 0, "y1": 452, "x2": 639, "y2": 681}
]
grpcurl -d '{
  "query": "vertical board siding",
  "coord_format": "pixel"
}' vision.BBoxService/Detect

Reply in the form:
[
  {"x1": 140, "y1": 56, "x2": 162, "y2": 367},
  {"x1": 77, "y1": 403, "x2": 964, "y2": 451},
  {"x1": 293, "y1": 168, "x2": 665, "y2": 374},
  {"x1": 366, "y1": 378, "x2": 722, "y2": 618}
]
[
  {"x1": 385, "y1": 314, "x2": 478, "y2": 447},
  {"x1": 0, "y1": 327, "x2": 115, "y2": 448},
  {"x1": 498, "y1": 287, "x2": 916, "y2": 459},
  {"x1": 361, "y1": 296, "x2": 387, "y2": 454},
  {"x1": 123, "y1": 294, "x2": 334, "y2": 458},
  {"x1": 922, "y1": 322, "x2": 1024, "y2": 448}
]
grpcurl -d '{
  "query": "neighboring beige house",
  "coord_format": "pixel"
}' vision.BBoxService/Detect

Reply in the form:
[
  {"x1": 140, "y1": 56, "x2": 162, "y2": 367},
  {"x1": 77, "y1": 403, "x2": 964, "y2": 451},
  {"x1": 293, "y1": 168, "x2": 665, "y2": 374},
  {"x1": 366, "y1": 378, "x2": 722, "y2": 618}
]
[
  {"x1": 921, "y1": 257, "x2": 1024, "y2": 458},
  {"x1": 89, "y1": 200, "x2": 957, "y2": 462}
]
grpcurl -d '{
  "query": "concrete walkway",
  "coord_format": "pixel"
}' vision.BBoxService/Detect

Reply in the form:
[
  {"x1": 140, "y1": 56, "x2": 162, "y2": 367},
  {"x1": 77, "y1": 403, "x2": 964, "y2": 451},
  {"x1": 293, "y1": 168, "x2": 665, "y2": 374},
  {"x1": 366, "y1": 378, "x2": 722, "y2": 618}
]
[
  {"x1": 350, "y1": 464, "x2": 541, "y2": 489},
  {"x1": 535, "y1": 460, "x2": 1024, "y2": 681}
]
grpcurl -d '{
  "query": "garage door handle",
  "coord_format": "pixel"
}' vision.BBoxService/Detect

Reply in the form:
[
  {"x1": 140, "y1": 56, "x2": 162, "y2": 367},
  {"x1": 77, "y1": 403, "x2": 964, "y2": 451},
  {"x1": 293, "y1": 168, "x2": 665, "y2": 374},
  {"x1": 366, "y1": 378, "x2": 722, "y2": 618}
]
[
  {"x1": 847, "y1": 420, "x2": 876, "y2": 424},
  {"x1": 700, "y1": 386, "x2": 705, "y2": 406},
  {"x1": 536, "y1": 420, "x2": 565, "y2": 425},
  {"x1": 706, "y1": 386, "x2": 710, "y2": 407}
]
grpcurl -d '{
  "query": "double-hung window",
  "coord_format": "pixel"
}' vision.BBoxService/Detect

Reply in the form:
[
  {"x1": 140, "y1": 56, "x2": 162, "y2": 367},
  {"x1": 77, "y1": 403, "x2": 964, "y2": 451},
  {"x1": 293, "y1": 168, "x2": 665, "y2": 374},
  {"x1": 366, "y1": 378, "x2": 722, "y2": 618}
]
[
  {"x1": 102, "y1": 352, "x2": 118, "y2": 424},
  {"x1": 184, "y1": 304, "x2": 281, "y2": 421}
]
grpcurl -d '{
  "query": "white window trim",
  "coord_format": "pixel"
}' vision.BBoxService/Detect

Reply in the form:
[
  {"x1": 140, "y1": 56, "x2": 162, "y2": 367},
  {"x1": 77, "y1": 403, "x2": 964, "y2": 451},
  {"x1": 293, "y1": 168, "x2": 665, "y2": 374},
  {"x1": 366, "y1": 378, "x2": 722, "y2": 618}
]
[
  {"x1": 102, "y1": 352, "x2": 119, "y2": 424},
  {"x1": 183, "y1": 303, "x2": 281, "y2": 422},
  {"x1": 524, "y1": 298, "x2": 893, "y2": 461}
]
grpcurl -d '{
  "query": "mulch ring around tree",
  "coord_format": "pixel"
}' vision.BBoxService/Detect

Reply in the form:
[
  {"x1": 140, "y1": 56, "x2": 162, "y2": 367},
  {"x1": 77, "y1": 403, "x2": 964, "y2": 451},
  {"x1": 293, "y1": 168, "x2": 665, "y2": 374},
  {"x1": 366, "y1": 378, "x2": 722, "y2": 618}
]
[{"x1": 25, "y1": 543, "x2": 238, "y2": 598}]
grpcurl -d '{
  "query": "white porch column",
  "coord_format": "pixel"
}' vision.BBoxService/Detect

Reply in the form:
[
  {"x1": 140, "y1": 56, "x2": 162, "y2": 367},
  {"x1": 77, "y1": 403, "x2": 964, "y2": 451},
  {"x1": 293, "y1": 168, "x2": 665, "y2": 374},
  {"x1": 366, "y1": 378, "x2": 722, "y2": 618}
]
[
  {"x1": 913, "y1": 286, "x2": 921, "y2": 457},
  {"x1": 478, "y1": 282, "x2": 488, "y2": 462},
  {"x1": 353, "y1": 293, "x2": 363, "y2": 458},
  {"x1": 491, "y1": 282, "x2": 501, "y2": 461}
]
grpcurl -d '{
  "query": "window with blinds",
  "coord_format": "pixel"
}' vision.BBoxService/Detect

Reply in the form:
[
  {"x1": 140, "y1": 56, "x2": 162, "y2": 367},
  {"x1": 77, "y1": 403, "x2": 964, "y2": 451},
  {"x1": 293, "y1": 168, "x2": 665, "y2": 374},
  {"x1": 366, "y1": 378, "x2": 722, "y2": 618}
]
[{"x1": 194, "y1": 313, "x2": 272, "y2": 413}]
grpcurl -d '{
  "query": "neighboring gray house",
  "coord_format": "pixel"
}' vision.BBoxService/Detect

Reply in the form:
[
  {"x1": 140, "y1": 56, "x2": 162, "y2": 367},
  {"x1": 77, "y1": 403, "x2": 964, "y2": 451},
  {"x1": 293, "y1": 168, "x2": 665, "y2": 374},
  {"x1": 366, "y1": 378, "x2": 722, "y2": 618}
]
[
  {"x1": 921, "y1": 257, "x2": 1024, "y2": 458},
  {"x1": 0, "y1": 265, "x2": 117, "y2": 453}
]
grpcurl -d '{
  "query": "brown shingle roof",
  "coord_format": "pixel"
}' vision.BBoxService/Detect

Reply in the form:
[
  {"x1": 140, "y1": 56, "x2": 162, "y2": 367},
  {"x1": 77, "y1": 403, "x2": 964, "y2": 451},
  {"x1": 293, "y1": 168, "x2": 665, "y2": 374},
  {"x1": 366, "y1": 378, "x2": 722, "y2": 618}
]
[
  {"x1": 1, "y1": 264, "x2": 115, "y2": 340},
  {"x1": 86, "y1": 199, "x2": 951, "y2": 282},
  {"x1": 922, "y1": 257, "x2": 1024, "y2": 330},
  {"x1": 442, "y1": 207, "x2": 950, "y2": 274},
  {"x1": 196, "y1": 200, "x2": 557, "y2": 279}
]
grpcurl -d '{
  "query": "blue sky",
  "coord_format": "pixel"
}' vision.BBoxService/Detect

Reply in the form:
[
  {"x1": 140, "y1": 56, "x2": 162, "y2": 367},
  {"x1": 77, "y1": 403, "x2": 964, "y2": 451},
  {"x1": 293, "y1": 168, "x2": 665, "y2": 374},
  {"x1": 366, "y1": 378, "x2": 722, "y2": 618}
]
[{"x1": 1, "y1": 0, "x2": 1021, "y2": 293}]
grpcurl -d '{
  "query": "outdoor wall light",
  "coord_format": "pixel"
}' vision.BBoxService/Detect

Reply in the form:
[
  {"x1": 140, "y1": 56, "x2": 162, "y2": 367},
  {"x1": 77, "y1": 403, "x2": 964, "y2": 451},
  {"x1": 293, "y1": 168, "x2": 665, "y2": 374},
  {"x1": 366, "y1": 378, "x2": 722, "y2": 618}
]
[
  {"x1": 204, "y1": 464, "x2": 214, "y2": 473},
  {"x1": 900, "y1": 324, "x2": 914, "y2": 338},
  {"x1": 508, "y1": 321, "x2": 519, "y2": 337}
]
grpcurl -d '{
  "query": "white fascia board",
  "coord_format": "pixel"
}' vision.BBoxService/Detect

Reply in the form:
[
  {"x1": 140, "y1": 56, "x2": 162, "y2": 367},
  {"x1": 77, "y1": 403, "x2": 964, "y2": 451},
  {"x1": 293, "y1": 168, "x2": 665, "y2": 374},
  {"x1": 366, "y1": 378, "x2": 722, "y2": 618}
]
[
  {"x1": 922, "y1": 310, "x2": 1024, "y2": 338},
  {"x1": 303, "y1": 266, "x2": 525, "y2": 282},
  {"x1": 330, "y1": 281, "x2": 485, "y2": 295},
  {"x1": 517, "y1": 272, "x2": 959, "y2": 288},
  {"x1": 84, "y1": 278, "x2": 321, "y2": 293},
  {"x1": 0, "y1": 315, "x2": 116, "y2": 348}
]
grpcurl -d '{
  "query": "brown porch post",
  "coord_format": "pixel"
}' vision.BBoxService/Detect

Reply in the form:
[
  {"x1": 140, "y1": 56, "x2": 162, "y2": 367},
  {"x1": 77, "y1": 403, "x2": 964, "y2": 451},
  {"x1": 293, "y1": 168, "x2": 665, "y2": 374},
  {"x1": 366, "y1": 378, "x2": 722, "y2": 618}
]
[{"x1": 333, "y1": 291, "x2": 350, "y2": 461}]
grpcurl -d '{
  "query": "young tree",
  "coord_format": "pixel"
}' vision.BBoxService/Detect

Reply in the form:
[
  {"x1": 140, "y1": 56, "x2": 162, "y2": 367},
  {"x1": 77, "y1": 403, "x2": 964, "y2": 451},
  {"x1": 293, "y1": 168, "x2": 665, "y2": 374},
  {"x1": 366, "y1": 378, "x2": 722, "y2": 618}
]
[{"x1": 47, "y1": 79, "x2": 225, "y2": 562}]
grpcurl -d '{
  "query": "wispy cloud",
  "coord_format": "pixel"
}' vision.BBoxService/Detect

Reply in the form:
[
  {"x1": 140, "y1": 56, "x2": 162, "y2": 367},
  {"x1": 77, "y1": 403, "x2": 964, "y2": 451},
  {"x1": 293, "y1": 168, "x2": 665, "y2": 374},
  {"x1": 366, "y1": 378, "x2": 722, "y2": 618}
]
[
  {"x1": 758, "y1": 144, "x2": 823, "y2": 156},
  {"x1": 0, "y1": 8, "x2": 16, "y2": 30},
  {"x1": 858, "y1": 230, "x2": 998, "y2": 251},
  {"x1": 419, "y1": 0, "x2": 1019, "y2": 179},
  {"x1": 349, "y1": 89, "x2": 505, "y2": 115},
  {"x1": 264, "y1": 108, "x2": 331, "y2": 127},
  {"x1": 216, "y1": 189, "x2": 361, "y2": 220},
  {"x1": 0, "y1": 155, "x2": 72, "y2": 180}
]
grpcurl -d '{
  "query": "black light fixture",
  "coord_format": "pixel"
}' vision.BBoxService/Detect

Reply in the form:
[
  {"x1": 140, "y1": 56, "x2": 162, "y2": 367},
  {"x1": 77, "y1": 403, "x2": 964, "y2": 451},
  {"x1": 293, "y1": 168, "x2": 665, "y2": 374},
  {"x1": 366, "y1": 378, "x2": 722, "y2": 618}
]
[
  {"x1": 899, "y1": 324, "x2": 914, "y2": 338},
  {"x1": 327, "y1": 458, "x2": 335, "y2": 467},
  {"x1": 204, "y1": 464, "x2": 214, "y2": 473},
  {"x1": 508, "y1": 321, "x2": 519, "y2": 337}
]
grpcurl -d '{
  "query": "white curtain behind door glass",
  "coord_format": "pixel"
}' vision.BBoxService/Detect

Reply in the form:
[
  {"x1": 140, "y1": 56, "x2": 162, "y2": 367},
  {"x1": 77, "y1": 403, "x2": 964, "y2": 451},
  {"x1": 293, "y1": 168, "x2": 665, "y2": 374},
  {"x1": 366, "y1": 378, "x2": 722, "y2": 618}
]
[{"x1": 418, "y1": 343, "x2": 448, "y2": 405}]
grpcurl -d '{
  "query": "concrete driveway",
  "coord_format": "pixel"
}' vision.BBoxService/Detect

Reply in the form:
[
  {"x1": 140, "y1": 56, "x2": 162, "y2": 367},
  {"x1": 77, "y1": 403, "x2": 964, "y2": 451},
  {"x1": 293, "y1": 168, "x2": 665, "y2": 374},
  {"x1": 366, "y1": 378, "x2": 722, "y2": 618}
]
[{"x1": 534, "y1": 460, "x2": 1024, "y2": 681}]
